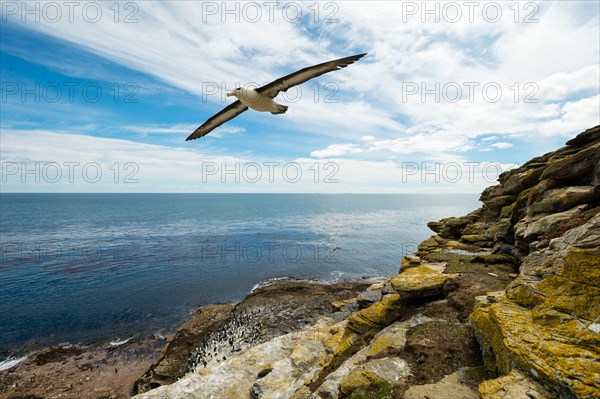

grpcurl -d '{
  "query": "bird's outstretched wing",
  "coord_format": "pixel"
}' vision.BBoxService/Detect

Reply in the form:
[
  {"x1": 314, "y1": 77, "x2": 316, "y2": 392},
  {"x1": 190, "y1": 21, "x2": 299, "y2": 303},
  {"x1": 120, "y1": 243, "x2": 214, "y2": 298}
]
[
  {"x1": 186, "y1": 53, "x2": 366, "y2": 141},
  {"x1": 256, "y1": 53, "x2": 367, "y2": 99},
  {"x1": 186, "y1": 100, "x2": 248, "y2": 141}
]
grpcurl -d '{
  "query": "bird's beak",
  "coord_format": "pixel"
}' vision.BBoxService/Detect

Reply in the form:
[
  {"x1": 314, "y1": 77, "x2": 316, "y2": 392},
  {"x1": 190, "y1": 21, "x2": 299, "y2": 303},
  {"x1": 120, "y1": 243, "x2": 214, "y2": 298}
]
[{"x1": 226, "y1": 91, "x2": 236, "y2": 97}]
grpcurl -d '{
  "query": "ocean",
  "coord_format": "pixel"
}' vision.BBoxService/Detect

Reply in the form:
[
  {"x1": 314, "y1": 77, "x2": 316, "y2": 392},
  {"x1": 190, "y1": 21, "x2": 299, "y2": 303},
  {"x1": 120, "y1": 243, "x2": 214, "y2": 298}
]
[{"x1": 0, "y1": 193, "x2": 479, "y2": 355}]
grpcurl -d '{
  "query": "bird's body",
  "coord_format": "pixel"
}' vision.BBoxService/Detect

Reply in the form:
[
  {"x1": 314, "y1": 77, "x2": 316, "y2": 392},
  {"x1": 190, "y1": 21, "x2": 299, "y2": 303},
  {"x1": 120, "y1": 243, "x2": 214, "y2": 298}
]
[
  {"x1": 232, "y1": 87, "x2": 288, "y2": 114},
  {"x1": 186, "y1": 53, "x2": 367, "y2": 141}
]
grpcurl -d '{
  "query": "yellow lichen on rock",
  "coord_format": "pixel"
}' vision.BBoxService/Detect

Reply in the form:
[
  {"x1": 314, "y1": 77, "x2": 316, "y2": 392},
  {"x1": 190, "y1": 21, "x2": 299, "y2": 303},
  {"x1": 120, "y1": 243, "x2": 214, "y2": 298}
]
[
  {"x1": 479, "y1": 369, "x2": 554, "y2": 399},
  {"x1": 504, "y1": 279, "x2": 545, "y2": 308},
  {"x1": 401, "y1": 254, "x2": 422, "y2": 270},
  {"x1": 471, "y1": 210, "x2": 600, "y2": 399},
  {"x1": 323, "y1": 322, "x2": 346, "y2": 353},
  {"x1": 339, "y1": 370, "x2": 383, "y2": 394},
  {"x1": 472, "y1": 298, "x2": 600, "y2": 398},
  {"x1": 470, "y1": 301, "x2": 512, "y2": 373},
  {"x1": 366, "y1": 334, "x2": 399, "y2": 359},
  {"x1": 333, "y1": 328, "x2": 362, "y2": 356},
  {"x1": 346, "y1": 294, "x2": 402, "y2": 334},
  {"x1": 418, "y1": 236, "x2": 443, "y2": 252},
  {"x1": 290, "y1": 338, "x2": 327, "y2": 369},
  {"x1": 460, "y1": 233, "x2": 491, "y2": 243},
  {"x1": 339, "y1": 357, "x2": 411, "y2": 396},
  {"x1": 534, "y1": 274, "x2": 600, "y2": 322},
  {"x1": 390, "y1": 266, "x2": 456, "y2": 298},
  {"x1": 562, "y1": 247, "x2": 600, "y2": 284},
  {"x1": 332, "y1": 298, "x2": 355, "y2": 311}
]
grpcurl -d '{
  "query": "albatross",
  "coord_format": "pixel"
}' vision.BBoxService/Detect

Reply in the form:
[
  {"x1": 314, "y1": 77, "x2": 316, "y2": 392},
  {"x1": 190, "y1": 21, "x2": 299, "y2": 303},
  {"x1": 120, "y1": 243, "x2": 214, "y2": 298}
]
[{"x1": 186, "y1": 53, "x2": 367, "y2": 141}]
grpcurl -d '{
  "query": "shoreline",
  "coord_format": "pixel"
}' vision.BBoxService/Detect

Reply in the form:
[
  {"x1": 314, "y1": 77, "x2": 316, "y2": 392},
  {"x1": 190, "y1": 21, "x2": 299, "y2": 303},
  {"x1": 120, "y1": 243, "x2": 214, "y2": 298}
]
[
  {"x1": 0, "y1": 335, "x2": 165, "y2": 399},
  {"x1": 0, "y1": 276, "x2": 384, "y2": 361},
  {"x1": 0, "y1": 277, "x2": 377, "y2": 399},
  {"x1": 0, "y1": 334, "x2": 166, "y2": 372},
  {"x1": 0, "y1": 323, "x2": 175, "y2": 371}
]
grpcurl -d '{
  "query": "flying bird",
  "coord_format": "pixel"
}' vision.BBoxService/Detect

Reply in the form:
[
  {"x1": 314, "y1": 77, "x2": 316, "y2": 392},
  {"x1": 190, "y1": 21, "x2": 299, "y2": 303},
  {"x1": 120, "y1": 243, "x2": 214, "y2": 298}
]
[{"x1": 186, "y1": 53, "x2": 367, "y2": 141}]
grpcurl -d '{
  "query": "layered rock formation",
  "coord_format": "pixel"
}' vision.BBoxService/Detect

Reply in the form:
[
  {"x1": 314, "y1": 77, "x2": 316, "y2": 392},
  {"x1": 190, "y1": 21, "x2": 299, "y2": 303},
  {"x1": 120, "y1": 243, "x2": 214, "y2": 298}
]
[
  {"x1": 427, "y1": 125, "x2": 600, "y2": 398},
  {"x1": 132, "y1": 125, "x2": 599, "y2": 399}
]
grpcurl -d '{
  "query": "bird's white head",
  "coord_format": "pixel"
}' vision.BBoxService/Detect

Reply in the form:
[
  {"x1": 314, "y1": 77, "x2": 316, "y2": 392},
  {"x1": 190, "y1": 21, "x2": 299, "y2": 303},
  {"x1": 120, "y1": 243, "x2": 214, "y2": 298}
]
[{"x1": 226, "y1": 88, "x2": 241, "y2": 98}]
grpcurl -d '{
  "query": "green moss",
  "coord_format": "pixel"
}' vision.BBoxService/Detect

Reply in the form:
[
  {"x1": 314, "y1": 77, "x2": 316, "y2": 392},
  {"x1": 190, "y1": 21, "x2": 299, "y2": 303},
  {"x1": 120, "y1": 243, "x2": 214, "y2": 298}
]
[
  {"x1": 461, "y1": 221, "x2": 488, "y2": 235},
  {"x1": 409, "y1": 322, "x2": 438, "y2": 337},
  {"x1": 460, "y1": 234, "x2": 490, "y2": 243},
  {"x1": 453, "y1": 324, "x2": 475, "y2": 340},
  {"x1": 500, "y1": 203, "x2": 516, "y2": 219},
  {"x1": 423, "y1": 251, "x2": 474, "y2": 266},
  {"x1": 516, "y1": 184, "x2": 536, "y2": 204},
  {"x1": 349, "y1": 380, "x2": 394, "y2": 399},
  {"x1": 473, "y1": 254, "x2": 519, "y2": 266},
  {"x1": 519, "y1": 190, "x2": 530, "y2": 201}
]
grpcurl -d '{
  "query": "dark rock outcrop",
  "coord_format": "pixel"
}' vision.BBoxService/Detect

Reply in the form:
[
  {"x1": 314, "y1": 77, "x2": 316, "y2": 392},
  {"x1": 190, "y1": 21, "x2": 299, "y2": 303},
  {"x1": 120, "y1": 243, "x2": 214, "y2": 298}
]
[{"x1": 426, "y1": 125, "x2": 600, "y2": 258}]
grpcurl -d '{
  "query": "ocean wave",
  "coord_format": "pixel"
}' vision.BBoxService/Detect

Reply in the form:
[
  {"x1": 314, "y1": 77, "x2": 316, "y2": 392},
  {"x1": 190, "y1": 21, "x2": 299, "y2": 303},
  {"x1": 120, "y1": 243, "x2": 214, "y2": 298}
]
[
  {"x1": 109, "y1": 337, "x2": 133, "y2": 347},
  {"x1": 0, "y1": 354, "x2": 29, "y2": 371},
  {"x1": 251, "y1": 277, "x2": 293, "y2": 292}
]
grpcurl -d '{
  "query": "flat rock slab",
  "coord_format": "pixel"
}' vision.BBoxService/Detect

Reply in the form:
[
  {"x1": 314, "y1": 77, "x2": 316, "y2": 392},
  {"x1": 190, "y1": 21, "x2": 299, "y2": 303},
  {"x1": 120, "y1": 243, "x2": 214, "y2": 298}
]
[
  {"x1": 340, "y1": 357, "x2": 410, "y2": 394},
  {"x1": 404, "y1": 368, "x2": 479, "y2": 399},
  {"x1": 479, "y1": 369, "x2": 555, "y2": 399},
  {"x1": 356, "y1": 288, "x2": 383, "y2": 309},
  {"x1": 390, "y1": 265, "x2": 456, "y2": 299}
]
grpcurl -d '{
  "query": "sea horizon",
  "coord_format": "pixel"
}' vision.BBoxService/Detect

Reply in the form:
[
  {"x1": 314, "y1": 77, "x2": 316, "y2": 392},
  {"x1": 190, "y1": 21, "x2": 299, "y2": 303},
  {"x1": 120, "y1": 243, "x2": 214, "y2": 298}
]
[{"x1": 1, "y1": 192, "x2": 481, "y2": 195}]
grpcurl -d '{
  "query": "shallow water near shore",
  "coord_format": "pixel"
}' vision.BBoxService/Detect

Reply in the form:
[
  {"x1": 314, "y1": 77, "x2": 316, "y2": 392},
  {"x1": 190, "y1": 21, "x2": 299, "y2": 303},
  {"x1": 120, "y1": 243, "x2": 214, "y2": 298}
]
[{"x1": 0, "y1": 193, "x2": 479, "y2": 356}]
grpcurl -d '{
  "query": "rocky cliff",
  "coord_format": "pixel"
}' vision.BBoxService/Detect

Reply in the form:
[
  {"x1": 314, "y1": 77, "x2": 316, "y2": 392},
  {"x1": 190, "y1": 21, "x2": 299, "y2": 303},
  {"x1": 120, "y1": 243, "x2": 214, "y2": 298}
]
[
  {"x1": 423, "y1": 125, "x2": 600, "y2": 398},
  {"x1": 132, "y1": 125, "x2": 599, "y2": 399},
  {"x1": 470, "y1": 126, "x2": 599, "y2": 399}
]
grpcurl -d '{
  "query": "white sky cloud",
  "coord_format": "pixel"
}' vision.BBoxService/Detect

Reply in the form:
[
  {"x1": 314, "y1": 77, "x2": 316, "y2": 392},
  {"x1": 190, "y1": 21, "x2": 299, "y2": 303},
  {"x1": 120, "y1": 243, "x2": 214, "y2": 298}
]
[
  {"x1": 1, "y1": 129, "x2": 517, "y2": 193},
  {"x1": 2, "y1": 1, "x2": 598, "y2": 192},
  {"x1": 6, "y1": 1, "x2": 597, "y2": 141},
  {"x1": 124, "y1": 124, "x2": 197, "y2": 135},
  {"x1": 490, "y1": 142, "x2": 513, "y2": 149},
  {"x1": 210, "y1": 125, "x2": 246, "y2": 138},
  {"x1": 311, "y1": 143, "x2": 364, "y2": 158}
]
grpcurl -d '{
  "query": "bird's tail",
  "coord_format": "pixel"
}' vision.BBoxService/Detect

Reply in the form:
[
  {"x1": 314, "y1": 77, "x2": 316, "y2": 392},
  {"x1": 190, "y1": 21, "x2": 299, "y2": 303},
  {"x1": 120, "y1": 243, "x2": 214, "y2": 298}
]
[{"x1": 271, "y1": 104, "x2": 288, "y2": 115}]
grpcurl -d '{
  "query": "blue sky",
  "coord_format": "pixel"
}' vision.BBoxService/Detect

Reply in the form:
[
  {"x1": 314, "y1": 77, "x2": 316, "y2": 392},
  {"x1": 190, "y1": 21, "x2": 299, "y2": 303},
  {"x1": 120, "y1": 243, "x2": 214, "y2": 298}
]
[{"x1": 1, "y1": 1, "x2": 599, "y2": 193}]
